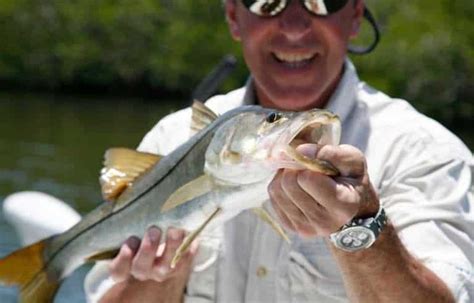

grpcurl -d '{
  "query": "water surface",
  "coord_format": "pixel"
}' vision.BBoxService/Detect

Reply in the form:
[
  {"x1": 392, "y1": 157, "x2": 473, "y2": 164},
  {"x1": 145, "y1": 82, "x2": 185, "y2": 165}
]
[{"x1": 0, "y1": 92, "x2": 180, "y2": 302}]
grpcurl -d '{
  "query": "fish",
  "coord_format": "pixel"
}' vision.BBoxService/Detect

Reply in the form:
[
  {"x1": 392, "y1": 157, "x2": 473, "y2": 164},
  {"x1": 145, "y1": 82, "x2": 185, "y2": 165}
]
[{"x1": 0, "y1": 101, "x2": 341, "y2": 302}]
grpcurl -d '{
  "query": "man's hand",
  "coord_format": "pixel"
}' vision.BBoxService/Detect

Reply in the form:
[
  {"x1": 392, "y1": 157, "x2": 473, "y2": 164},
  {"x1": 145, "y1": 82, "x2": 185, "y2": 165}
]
[
  {"x1": 268, "y1": 144, "x2": 379, "y2": 238},
  {"x1": 100, "y1": 227, "x2": 197, "y2": 303}
]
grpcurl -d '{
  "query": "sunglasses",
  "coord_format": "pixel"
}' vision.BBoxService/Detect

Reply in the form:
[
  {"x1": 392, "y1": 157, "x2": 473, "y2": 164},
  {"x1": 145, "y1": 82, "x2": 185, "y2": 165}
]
[{"x1": 241, "y1": 0, "x2": 350, "y2": 17}]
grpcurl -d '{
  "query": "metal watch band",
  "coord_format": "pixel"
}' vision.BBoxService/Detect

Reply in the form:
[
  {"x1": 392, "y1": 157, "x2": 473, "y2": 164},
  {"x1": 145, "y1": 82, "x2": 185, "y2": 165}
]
[{"x1": 351, "y1": 207, "x2": 387, "y2": 238}]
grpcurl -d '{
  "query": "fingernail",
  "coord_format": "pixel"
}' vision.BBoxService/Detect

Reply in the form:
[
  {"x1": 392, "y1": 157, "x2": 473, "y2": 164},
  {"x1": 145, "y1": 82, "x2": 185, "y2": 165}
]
[
  {"x1": 168, "y1": 228, "x2": 183, "y2": 241},
  {"x1": 148, "y1": 226, "x2": 161, "y2": 243},
  {"x1": 127, "y1": 236, "x2": 141, "y2": 251}
]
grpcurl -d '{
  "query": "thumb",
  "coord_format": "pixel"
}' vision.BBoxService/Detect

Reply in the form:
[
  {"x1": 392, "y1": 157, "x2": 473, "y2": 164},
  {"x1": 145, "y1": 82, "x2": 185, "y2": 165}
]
[{"x1": 295, "y1": 143, "x2": 319, "y2": 159}]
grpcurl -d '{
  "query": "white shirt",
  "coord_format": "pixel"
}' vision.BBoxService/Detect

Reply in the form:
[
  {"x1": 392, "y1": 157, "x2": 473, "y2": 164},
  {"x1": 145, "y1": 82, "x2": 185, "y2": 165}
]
[{"x1": 85, "y1": 60, "x2": 474, "y2": 302}]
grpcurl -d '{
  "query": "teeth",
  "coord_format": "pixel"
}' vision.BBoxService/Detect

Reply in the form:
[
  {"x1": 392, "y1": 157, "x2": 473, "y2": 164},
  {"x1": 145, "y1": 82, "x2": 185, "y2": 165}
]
[{"x1": 273, "y1": 51, "x2": 315, "y2": 63}]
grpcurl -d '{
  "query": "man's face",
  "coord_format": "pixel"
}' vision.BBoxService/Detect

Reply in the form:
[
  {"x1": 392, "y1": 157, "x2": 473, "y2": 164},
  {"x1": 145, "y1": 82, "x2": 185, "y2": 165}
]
[{"x1": 226, "y1": 0, "x2": 364, "y2": 110}]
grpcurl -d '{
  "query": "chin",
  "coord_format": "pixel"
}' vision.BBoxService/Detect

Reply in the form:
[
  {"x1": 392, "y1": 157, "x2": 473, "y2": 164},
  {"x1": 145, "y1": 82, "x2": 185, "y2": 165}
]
[{"x1": 262, "y1": 87, "x2": 327, "y2": 111}]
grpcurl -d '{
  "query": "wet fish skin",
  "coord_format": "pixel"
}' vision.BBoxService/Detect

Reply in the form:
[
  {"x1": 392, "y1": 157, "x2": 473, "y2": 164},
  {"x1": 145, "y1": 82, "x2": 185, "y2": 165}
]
[{"x1": 0, "y1": 103, "x2": 341, "y2": 302}]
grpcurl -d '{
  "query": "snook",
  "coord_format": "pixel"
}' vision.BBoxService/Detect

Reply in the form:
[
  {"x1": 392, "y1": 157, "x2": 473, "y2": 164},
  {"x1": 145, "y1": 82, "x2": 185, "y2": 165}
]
[{"x1": 0, "y1": 102, "x2": 340, "y2": 302}]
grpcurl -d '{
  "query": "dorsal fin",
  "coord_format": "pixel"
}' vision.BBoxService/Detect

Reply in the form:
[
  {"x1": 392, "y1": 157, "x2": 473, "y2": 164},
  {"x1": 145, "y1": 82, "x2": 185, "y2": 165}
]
[
  {"x1": 191, "y1": 100, "x2": 218, "y2": 134},
  {"x1": 100, "y1": 148, "x2": 161, "y2": 202}
]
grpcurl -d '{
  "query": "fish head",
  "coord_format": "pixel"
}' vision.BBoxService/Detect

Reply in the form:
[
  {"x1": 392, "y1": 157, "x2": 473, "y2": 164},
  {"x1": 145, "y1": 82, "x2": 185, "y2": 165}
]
[{"x1": 205, "y1": 107, "x2": 341, "y2": 185}]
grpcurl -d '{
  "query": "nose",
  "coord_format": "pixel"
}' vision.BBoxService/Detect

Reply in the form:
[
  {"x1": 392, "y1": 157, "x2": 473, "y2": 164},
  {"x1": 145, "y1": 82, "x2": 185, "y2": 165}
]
[{"x1": 278, "y1": 0, "x2": 312, "y2": 41}]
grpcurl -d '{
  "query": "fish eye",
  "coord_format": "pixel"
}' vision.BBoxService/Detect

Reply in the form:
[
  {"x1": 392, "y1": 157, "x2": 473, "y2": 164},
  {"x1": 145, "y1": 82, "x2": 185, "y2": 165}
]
[{"x1": 266, "y1": 112, "x2": 282, "y2": 123}]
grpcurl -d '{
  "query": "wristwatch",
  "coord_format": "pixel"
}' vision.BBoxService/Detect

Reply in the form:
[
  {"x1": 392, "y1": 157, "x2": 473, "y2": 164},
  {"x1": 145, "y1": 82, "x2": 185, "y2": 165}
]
[{"x1": 330, "y1": 207, "x2": 387, "y2": 252}]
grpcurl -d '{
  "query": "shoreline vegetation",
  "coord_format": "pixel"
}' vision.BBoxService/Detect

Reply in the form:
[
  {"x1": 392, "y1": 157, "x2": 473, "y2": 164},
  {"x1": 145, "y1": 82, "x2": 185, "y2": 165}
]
[{"x1": 0, "y1": 0, "x2": 472, "y2": 126}]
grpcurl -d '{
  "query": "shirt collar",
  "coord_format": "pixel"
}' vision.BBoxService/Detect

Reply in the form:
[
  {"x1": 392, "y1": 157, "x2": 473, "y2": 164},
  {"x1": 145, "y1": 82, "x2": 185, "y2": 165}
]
[
  {"x1": 325, "y1": 59, "x2": 359, "y2": 124},
  {"x1": 242, "y1": 58, "x2": 359, "y2": 124}
]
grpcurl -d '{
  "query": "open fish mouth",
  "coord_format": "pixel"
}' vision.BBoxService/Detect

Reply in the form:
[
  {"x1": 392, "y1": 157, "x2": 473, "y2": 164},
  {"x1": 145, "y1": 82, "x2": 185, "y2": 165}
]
[
  {"x1": 290, "y1": 121, "x2": 327, "y2": 148},
  {"x1": 276, "y1": 113, "x2": 341, "y2": 176}
]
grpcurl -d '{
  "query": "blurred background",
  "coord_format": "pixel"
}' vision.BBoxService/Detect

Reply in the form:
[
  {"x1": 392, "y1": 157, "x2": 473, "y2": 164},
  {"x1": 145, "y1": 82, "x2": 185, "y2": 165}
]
[{"x1": 0, "y1": 0, "x2": 472, "y2": 301}]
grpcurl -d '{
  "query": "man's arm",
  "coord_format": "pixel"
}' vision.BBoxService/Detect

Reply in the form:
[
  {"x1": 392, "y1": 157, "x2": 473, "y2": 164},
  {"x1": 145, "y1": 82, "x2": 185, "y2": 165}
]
[
  {"x1": 330, "y1": 223, "x2": 454, "y2": 303},
  {"x1": 268, "y1": 144, "x2": 456, "y2": 302},
  {"x1": 99, "y1": 227, "x2": 197, "y2": 303}
]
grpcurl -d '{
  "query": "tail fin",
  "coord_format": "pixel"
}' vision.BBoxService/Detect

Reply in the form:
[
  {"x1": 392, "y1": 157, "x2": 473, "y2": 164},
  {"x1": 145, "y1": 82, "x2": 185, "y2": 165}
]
[{"x1": 0, "y1": 239, "x2": 60, "y2": 303}]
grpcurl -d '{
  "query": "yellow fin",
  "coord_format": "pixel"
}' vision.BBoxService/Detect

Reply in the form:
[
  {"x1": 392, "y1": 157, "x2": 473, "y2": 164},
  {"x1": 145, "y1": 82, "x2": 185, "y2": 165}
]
[
  {"x1": 285, "y1": 146, "x2": 339, "y2": 176},
  {"x1": 100, "y1": 148, "x2": 161, "y2": 201},
  {"x1": 171, "y1": 208, "x2": 221, "y2": 268},
  {"x1": 0, "y1": 238, "x2": 60, "y2": 303},
  {"x1": 252, "y1": 207, "x2": 291, "y2": 244},
  {"x1": 161, "y1": 175, "x2": 215, "y2": 212},
  {"x1": 86, "y1": 249, "x2": 120, "y2": 262},
  {"x1": 191, "y1": 100, "x2": 218, "y2": 134}
]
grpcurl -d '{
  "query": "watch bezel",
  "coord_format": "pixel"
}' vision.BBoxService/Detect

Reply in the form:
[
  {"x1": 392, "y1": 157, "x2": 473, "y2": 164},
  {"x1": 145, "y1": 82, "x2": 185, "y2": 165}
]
[
  {"x1": 330, "y1": 207, "x2": 387, "y2": 252},
  {"x1": 331, "y1": 226, "x2": 376, "y2": 252}
]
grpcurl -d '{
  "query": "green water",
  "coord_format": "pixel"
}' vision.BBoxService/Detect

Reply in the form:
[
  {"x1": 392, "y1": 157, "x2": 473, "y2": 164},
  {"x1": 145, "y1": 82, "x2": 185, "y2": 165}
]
[
  {"x1": 0, "y1": 93, "x2": 472, "y2": 302},
  {"x1": 0, "y1": 92, "x2": 181, "y2": 302}
]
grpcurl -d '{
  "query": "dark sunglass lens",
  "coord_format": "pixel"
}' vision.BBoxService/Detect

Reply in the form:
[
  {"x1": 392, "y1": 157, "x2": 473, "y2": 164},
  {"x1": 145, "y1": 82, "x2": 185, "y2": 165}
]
[
  {"x1": 302, "y1": 0, "x2": 349, "y2": 16},
  {"x1": 242, "y1": 0, "x2": 287, "y2": 16}
]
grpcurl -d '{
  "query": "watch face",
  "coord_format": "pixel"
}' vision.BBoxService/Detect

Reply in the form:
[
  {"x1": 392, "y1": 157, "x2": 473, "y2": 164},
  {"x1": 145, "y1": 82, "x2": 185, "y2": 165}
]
[{"x1": 333, "y1": 226, "x2": 376, "y2": 252}]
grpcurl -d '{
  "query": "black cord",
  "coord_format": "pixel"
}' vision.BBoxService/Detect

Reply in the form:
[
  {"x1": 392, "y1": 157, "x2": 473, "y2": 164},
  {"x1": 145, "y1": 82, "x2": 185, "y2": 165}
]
[{"x1": 348, "y1": 7, "x2": 381, "y2": 55}]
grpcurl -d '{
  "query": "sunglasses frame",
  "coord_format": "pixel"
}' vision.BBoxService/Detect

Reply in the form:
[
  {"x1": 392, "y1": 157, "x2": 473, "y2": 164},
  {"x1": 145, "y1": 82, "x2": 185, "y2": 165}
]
[{"x1": 242, "y1": 0, "x2": 350, "y2": 17}]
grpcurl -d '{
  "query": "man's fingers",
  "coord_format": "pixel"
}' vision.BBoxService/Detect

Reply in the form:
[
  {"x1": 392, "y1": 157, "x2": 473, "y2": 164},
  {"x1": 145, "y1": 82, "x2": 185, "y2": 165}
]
[
  {"x1": 152, "y1": 228, "x2": 185, "y2": 281},
  {"x1": 296, "y1": 144, "x2": 365, "y2": 178},
  {"x1": 297, "y1": 171, "x2": 359, "y2": 228},
  {"x1": 109, "y1": 236, "x2": 140, "y2": 282},
  {"x1": 316, "y1": 144, "x2": 365, "y2": 177},
  {"x1": 130, "y1": 226, "x2": 161, "y2": 281},
  {"x1": 268, "y1": 171, "x2": 298, "y2": 231}
]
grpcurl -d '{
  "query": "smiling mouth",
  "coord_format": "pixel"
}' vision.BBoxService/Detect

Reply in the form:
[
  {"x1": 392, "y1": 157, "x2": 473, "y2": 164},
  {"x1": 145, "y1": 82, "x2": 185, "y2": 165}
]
[{"x1": 272, "y1": 51, "x2": 316, "y2": 68}]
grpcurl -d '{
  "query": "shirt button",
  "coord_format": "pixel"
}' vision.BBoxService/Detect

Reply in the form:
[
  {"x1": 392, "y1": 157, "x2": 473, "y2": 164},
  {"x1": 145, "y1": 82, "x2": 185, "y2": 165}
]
[{"x1": 256, "y1": 266, "x2": 268, "y2": 278}]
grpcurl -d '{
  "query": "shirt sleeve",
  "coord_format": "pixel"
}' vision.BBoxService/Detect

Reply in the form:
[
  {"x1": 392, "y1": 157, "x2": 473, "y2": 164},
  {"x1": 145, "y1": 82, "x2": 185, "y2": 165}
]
[
  {"x1": 380, "y1": 133, "x2": 474, "y2": 302},
  {"x1": 137, "y1": 107, "x2": 192, "y2": 155}
]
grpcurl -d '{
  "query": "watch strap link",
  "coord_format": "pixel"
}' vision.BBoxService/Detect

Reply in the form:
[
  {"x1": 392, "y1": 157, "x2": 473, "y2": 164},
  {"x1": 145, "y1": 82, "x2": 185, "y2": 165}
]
[{"x1": 351, "y1": 207, "x2": 387, "y2": 238}]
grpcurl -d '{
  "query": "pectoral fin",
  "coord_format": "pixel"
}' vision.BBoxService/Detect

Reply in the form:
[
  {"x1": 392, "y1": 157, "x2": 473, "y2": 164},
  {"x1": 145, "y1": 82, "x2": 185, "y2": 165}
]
[
  {"x1": 100, "y1": 148, "x2": 161, "y2": 201},
  {"x1": 191, "y1": 100, "x2": 218, "y2": 134},
  {"x1": 285, "y1": 146, "x2": 339, "y2": 176},
  {"x1": 161, "y1": 175, "x2": 215, "y2": 212},
  {"x1": 171, "y1": 208, "x2": 222, "y2": 268},
  {"x1": 252, "y1": 208, "x2": 291, "y2": 243}
]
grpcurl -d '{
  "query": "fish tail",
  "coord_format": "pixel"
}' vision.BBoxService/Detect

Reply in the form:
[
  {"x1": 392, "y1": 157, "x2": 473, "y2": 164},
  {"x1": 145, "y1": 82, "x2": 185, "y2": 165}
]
[{"x1": 0, "y1": 238, "x2": 60, "y2": 303}]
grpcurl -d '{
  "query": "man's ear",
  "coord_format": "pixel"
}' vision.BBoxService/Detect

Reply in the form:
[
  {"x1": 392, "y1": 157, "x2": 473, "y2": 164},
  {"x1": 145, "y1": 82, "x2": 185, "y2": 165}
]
[
  {"x1": 225, "y1": 0, "x2": 241, "y2": 41},
  {"x1": 350, "y1": 0, "x2": 365, "y2": 38}
]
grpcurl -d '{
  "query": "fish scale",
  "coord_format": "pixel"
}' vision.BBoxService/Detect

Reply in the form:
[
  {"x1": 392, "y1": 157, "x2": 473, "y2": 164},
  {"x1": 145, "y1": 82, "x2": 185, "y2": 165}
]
[{"x1": 0, "y1": 102, "x2": 340, "y2": 303}]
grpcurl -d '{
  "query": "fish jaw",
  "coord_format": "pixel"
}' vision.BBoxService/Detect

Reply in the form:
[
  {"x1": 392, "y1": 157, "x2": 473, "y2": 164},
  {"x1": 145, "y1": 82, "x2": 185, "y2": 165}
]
[{"x1": 264, "y1": 109, "x2": 341, "y2": 172}]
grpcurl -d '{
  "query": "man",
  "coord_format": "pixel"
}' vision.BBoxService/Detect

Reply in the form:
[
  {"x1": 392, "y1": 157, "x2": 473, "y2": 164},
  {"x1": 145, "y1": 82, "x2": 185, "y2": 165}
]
[{"x1": 86, "y1": 0, "x2": 474, "y2": 302}]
